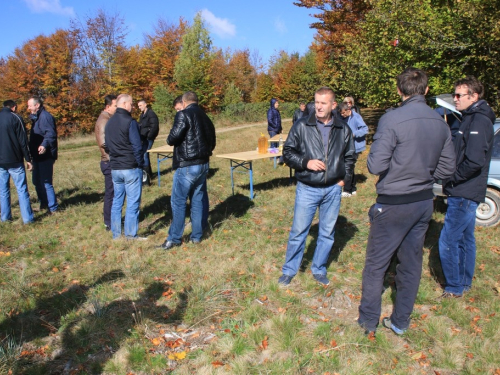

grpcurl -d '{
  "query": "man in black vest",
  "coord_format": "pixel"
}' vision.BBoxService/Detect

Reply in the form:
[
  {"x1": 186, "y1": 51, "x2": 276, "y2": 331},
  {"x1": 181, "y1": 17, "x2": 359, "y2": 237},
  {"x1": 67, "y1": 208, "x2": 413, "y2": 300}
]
[{"x1": 105, "y1": 94, "x2": 145, "y2": 240}]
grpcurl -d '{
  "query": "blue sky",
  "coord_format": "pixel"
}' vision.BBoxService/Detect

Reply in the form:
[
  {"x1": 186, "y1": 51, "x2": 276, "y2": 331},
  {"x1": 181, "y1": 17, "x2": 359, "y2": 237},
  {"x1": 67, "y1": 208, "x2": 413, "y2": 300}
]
[{"x1": 2, "y1": 0, "x2": 318, "y2": 68}]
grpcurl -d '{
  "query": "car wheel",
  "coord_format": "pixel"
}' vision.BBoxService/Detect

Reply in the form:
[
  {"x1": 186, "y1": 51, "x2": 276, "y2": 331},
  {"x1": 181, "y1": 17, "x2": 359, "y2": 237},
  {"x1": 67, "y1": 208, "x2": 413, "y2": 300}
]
[
  {"x1": 476, "y1": 188, "x2": 500, "y2": 227},
  {"x1": 142, "y1": 169, "x2": 151, "y2": 186}
]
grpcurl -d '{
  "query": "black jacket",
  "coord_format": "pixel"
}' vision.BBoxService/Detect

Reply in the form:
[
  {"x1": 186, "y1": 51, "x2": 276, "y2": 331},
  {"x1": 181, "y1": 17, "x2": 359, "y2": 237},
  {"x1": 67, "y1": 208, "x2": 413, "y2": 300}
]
[
  {"x1": 368, "y1": 95, "x2": 456, "y2": 204},
  {"x1": 292, "y1": 108, "x2": 305, "y2": 125},
  {"x1": 0, "y1": 107, "x2": 31, "y2": 166},
  {"x1": 29, "y1": 106, "x2": 58, "y2": 161},
  {"x1": 283, "y1": 111, "x2": 355, "y2": 187},
  {"x1": 444, "y1": 99, "x2": 495, "y2": 203},
  {"x1": 167, "y1": 103, "x2": 216, "y2": 170},
  {"x1": 139, "y1": 108, "x2": 159, "y2": 141},
  {"x1": 105, "y1": 108, "x2": 144, "y2": 170}
]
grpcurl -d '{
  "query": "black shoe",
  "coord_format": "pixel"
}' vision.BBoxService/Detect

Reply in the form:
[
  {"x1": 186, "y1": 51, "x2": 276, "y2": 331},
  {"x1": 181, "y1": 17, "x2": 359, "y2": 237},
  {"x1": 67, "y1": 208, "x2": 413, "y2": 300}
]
[
  {"x1": 191, "y1": 239, "x2": 201, "y2": 244},
  {"x1": 158, "y1": 240, "x2": 181, "y2": 250},
  {"x1": 105, "y1": 225, "x2": 111, "y2": 232}
]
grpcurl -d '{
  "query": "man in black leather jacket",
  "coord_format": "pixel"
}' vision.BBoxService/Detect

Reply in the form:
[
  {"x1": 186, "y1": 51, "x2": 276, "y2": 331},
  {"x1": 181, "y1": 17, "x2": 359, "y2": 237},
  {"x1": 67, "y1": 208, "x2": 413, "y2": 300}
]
[
  {"x1": 137, "y1": 100, "x2": 159, "y2": 183},
  {"x1": 278, "y1": 87, "x2": 355, "y2": 287},
  {"x1": 159, "y1": 91, "x2": 216, "y2": 250}
]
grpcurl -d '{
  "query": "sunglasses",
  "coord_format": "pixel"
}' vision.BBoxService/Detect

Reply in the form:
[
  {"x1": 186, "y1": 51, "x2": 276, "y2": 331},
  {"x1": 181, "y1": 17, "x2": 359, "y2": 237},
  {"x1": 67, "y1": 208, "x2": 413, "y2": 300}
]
[{"x1": 453, "y1": 93, "x2": 469, "y2": 99}]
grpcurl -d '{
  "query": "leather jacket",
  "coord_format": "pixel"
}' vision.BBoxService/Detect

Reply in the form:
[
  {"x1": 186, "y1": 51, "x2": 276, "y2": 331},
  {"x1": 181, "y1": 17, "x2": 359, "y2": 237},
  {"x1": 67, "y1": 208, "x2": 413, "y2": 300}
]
[
  {"x1": 139, "y1": 108, "x2": 159, "y2": 141},
  {"x1": 95, "y1": 110, "x2": 111, "y2": 161},
  {"x1": 167, "y1": 103, "x2": 216, "y2": 169},
  {"x1": 283, "y1": 112, "x2": 355, "y2": 187}
]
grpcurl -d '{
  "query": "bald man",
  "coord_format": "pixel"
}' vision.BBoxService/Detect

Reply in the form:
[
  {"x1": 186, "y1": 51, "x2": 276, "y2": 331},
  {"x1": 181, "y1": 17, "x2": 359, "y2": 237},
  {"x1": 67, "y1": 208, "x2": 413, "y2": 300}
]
[{"x1": 104, "y1": 94, "x2": 145, "y2": 240}]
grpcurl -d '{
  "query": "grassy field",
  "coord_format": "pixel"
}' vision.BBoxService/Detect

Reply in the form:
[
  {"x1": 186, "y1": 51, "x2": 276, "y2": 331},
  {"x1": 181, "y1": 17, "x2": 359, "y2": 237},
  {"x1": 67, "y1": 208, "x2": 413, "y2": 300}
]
[{"x1": 1, "y1": 110, "x2": 500, "y2": 374}]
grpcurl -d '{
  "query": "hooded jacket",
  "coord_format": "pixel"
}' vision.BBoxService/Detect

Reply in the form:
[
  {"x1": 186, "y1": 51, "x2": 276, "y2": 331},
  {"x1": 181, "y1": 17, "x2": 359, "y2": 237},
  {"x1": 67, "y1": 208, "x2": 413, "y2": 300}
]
[
  {"x1": 29, "y1": 106, "x2": 57, "y2": 161},
  {"x1": 267, "y1": 98, "x2": 282, "y2": 134},
  {"x1": 443, "y1": 99, "x2": 495, "y2": 203},
  {"x1": 283, "y1": 111, "x2": 355, "y2": 187},
  {"x1": 167, "y1": 103, "x2": 216, "y2": 170},
  {"x1": 0, "y1": 107, "x2": 32, "y2": 166},
  {"x1": 368, "y1": 95, "x2": 456, "y2": 204}
]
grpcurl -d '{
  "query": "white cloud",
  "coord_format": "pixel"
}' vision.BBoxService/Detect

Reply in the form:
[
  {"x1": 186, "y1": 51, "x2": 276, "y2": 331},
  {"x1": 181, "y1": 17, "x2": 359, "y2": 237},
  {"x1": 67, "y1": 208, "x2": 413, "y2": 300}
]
[
  {"x1": 200, "y1": 9, "x2": 236, "y2": 39},
  {"x1": 23, "y1": 0, "x2": 74, "y2": 17},
  {"x1": 274, "y1": 17, "x2": 287, "y2": 34}
]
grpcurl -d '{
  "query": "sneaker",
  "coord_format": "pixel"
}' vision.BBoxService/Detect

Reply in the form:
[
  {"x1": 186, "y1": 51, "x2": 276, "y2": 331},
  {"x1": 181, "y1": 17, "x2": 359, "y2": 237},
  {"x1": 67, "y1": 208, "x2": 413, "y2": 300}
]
[
  {"x1": 351, "y1": 191, "x2": 357, "y2": 195},
  {"x1": 382, "y1": 317, "x2": 406, "y2": 335},
  {"x1": 158, "y1": 240, "x2": 181, "y2": 250},
  {"x1": 313, "y1": 274, "x2": 330, "y2": 286},
  {"x1": 438, "y1": 291, "x2": 462, "y2": 299},
  {"x1": 278, "y1": 274, "x2": 294, "y2": 286},
  {"x1": 341, "y1": 192, "x2": 352, "y2": 198}
]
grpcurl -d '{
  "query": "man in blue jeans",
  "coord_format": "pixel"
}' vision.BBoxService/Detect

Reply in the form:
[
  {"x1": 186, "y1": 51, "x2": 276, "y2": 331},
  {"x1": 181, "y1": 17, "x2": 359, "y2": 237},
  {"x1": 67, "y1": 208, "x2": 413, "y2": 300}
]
[
  {"x1": 159, "y1": 91, "x2": 216, "y2": 250},
  {"x1": 0, "y1": 100, "x2": 34, "y2": 224},
  {"x1": 104, "y1": 94, "x2": 145, "y2": 240},
  {"x1": 278, "y1": 87, "x2": 355, "y2": 287},
  {"x1": 439, "y1": 76, "x2": 495, "y2": 298},
  {"x1": 27, "y1": 97, "x2": 58, "y2": 214}
]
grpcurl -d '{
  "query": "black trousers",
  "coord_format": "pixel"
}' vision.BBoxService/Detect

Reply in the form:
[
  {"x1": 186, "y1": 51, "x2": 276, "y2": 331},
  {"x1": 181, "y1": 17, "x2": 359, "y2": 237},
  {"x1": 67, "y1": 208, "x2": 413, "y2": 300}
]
[
  {"x1": 100, "y1": 161, "x2": 114, "y2": 228},
  {"x1": 343, "y1": 152, "x2": 359, "y2": 193},
  {"x1": 358, "y1": 199, "x2": 433, "y2": 331}
]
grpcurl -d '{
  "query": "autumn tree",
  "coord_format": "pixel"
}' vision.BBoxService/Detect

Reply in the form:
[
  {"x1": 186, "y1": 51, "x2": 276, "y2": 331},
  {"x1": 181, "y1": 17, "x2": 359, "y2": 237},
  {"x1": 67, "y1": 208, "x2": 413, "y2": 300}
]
[
  {"x1": 173, "y1": 12, "x2": 215, "y2": 110},
  {"x1": 226, "y1": 49, "x2": 256, "y2": 103}
]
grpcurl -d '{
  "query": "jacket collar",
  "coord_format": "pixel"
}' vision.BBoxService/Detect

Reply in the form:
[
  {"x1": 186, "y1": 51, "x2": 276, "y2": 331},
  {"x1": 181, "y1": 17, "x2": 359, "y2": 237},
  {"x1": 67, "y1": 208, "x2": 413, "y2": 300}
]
[
  {"x1": 305, "y1": 111, "x2": 343, "y2": 128},
  {"x1": 115, "y1": 107, "x2": 131, "y2": 116}
]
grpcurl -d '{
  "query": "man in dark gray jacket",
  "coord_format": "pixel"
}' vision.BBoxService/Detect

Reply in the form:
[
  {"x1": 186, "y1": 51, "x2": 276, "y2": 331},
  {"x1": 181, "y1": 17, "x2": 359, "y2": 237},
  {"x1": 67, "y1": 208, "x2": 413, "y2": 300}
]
[
  {"x1": 277, "y1": 87, "x2": 355, "y2": 287},
  {"x1": 439, "y1": 76, "x2": 495, "y2": 298},
  {"x1": 358, "y1": 68, "x2": 456, "y2": 336}
]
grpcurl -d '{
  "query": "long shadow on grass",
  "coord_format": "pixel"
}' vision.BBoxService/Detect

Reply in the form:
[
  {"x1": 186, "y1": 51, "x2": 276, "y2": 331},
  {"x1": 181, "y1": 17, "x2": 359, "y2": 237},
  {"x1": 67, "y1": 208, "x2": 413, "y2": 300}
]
[
  {"x1": 242, "y1": 176, "x2": 293, "y2": 192},
  {"x1": 0, "y1": 270, "x2": 125, "y2": 346},
  {"x1": 299, "y1": 215, "x2": 358, "y2": 272},
  {"x1": 38, "y1": 282, "x2": 189, "y2": 374},
  {"x1": 208, "y1": 193, "x2": 254, "y2": 229},
  {"x1": 140, "y1": 194, "x2": 172, "y2": 230}
]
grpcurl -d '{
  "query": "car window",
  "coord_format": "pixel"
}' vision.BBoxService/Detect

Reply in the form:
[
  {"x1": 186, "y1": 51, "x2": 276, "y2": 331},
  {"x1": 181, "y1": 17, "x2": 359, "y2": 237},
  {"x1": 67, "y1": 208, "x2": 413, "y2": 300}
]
[{"x1": 492, "y1": 129, "x2": 500, "y2": 159}]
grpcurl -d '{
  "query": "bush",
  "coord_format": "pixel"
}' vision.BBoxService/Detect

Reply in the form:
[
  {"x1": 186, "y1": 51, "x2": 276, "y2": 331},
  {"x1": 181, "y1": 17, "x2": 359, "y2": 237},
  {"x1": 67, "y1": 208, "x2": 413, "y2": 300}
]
[{"x1": 214, "y1": 101, "x2": 297, "y2": 125}]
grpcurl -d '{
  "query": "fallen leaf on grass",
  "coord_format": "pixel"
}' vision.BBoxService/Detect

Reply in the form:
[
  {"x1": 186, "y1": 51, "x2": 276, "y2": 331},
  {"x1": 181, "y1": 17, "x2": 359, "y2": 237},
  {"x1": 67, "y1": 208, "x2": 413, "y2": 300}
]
[
  {"x1": 261, "y1": 336, "x2": 269, "y2": 349},
  {"x1": 330, "y1": 339, "x2": 337, "y2": 348},
  {"x1": 212, "y1": 361, "x2": 224, "y2": 367},
  {"x1": 411, "y1": 352, "x2": 424, "y2": 360},
  {"x1": 167, "y1": 351, "x2": 186, "y2": 360},
  {"x1": 367, "y1": 332, "x2": 376, "y2": 341},
  {"x1": 151, "y1": 337, "x2": 162, "y2": 346},
  {"x1": 466, "y1": 353, "x2": 474, "y2": 359},
  {"x1": 0, "y1": 251, "x2": 11, "y2": 257},
  {"x1": 420, "y1": 314, "x2": 428, "y2": 320},
  {"x1": 52, "y1": 267, "x2": 59, "y2": 272},
  {"x1": 478, "y1": 263, "x2": 485, "y2": 271}
]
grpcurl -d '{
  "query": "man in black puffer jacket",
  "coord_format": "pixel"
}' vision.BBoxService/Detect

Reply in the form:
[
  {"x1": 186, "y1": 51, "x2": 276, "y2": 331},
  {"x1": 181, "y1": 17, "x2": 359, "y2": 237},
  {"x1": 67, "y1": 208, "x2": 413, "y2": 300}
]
[
  {"x1": 159, "y1": 91, "x2": 216, "y2": 250},
  {"x1": 277, "y1": 87, "x2": 355, "y2": 287},
  {"x1": 439, "y1": 76, "x2": 495, "y2": 298}
]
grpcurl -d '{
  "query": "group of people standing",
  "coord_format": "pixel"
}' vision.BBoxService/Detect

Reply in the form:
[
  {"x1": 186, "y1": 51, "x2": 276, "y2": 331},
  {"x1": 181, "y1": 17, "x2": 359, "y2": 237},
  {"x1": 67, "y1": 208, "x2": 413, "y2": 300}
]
[
  {"x1": 0, "y1": 97, "x2": 58, "y2": 224},
  {"x1": 274, "y1": 69, "x2": 495, "y2": 337},
  {"x1": 93, "y1": 91, "x2": 216, "y2": 247}
]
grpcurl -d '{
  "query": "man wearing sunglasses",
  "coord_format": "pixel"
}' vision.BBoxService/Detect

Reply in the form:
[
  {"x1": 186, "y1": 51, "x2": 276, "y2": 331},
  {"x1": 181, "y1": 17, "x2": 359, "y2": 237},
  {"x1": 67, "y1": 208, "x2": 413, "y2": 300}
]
[{"x1": 439, "y1": 77, "x2": 495, "y2": 298}]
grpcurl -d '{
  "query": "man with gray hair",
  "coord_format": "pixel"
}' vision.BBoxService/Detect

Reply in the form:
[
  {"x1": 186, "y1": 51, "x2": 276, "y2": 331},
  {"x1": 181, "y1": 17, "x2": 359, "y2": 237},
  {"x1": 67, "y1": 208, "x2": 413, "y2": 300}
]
[{"x1": 104, "y1": 94, "x2": 145, "y2": 240}]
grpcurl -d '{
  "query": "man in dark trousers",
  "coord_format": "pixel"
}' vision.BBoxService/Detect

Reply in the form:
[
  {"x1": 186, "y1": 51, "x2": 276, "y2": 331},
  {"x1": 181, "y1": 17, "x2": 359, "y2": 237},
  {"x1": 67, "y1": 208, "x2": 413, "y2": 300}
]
[
  {"x1": 439, "y1": 76, "x2": 495, "y2": 298},
  {"x1": 27, "y1": 97, "x2": 58, "y2": 214},
  {"x1": 95, "y1": 94, "x2": 117, "y2": 231},
  {"x1": 137, "y1": 99, "x2": 159, "y2": 183},
  {"x1": 105, "y1": 94, "x2": 145, "y2": 240},
  {"x1": 0, "y1": 100, "x2": 34, "y2": 224},
  {"x1": 358, "y1": 68, "x2": 456, "y2": 336},
  {"x1": 159, "y1": 91, "x2": 216, "y2": 250},
  {"x1": 292, "y1": 101, "x2": 306, "y2": 124}
]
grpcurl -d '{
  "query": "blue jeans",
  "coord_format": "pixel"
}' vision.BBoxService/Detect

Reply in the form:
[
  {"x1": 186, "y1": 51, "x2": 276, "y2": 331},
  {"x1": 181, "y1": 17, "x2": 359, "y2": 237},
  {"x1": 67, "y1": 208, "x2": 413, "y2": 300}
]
[
  {"x1": 111, "y1": 168, "x2": 142, "y2": 239},
  {"x1": 167, "y1": 163, "x2": 209, "y2": 244},
  {"x1": 282, "y1": 182, "x2": 342, "y2": 276},
  {"x1": 0, "y1": 163, "x2": 34, "y2": 224},
  {"x1": 439, "y1": 197, "x2": 478, "y2": 295},
  {"x1": 142, "y1": 139, "x2": 154, "y2": 167},
  {"x1": 32, "y1": 159, "x2": 58, "y2": 212}
]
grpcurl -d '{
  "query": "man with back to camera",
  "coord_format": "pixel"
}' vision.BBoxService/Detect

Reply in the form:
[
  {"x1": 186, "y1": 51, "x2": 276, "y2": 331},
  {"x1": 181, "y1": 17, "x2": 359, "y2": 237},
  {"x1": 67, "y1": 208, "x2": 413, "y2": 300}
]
[
  {"x1": 338, "y1": 101, "x2": 369, "y2": 197},
  {"x1": 137, "y1": 99, "x2": 159, "y2": 183},
  {"x1": 277, "y1": 86, "x2": 355, "y2": 287},
  {"x1": 0, "y1": 100, "x2": 34, "y2": 224},
  {"x1": 95, "y1": 94, "x2": 117, "y2": 231},
  {"x1": 357, "y1": 68, "x2": 456, "y2": 336},
  {"x1": 439, "y1": 76, "x2": 495, "y2": 298},
  {"x1": 27, "y1": 96, "x2": 58, "y2": 214},
  {"x1": 104, "y1": 94, "x2": 145, "y2": 240},
  {"x1": 159, "y1": 91, "x2": 216, "y2": 250}
]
